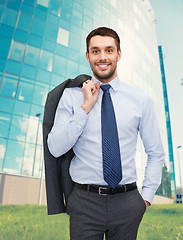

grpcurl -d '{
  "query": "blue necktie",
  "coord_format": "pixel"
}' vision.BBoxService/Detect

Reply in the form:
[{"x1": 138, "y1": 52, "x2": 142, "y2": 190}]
[{"x1": 101, "y1": 84, "x2": 122, "y2": 189}]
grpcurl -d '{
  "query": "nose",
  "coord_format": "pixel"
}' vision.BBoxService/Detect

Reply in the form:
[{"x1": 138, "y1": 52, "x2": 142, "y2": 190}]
[{"x1": 99, "y1": 50, "x2": 107, "y2": 61}]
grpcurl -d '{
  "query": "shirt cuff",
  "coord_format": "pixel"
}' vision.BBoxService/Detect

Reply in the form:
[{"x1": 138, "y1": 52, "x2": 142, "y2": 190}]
[{"x1": 141, "y1": 187, "x2": 155, "y2": 205}]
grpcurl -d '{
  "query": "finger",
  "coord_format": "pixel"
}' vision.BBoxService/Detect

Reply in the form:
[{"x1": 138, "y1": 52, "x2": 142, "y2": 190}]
[{"x1": 95, "y1": 82, "x2": 100, "y2": 89}]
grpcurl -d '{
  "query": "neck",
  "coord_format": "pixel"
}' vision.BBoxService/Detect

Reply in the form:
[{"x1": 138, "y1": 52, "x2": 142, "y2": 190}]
[{"x1": 93, "y1": 73, "x2": 118, "y2": 84}]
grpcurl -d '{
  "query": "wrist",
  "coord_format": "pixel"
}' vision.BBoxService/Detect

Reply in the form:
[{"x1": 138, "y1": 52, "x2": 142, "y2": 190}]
[{"x1": 81, "y1": 103, "x2": 92, "y2": 114}]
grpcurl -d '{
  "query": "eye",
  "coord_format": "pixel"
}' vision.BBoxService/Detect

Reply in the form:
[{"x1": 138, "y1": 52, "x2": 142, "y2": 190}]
[
  {"x1": 107, "y1": 49, "x2": 113, "y2": 53},
  {"x1": 93, "y1": 50, "x2": 99, "y2": 54}
]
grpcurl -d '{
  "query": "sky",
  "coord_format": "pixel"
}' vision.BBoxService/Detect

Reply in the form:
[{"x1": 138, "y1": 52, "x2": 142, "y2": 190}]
[{"x1": 149, "y1": 0, "x2": 183, "y2": 188}]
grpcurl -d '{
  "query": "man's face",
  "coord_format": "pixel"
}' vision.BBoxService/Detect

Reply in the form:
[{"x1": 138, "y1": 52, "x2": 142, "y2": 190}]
[{"x1": 86, "y1": 35, "x2": 121, "y2": 83}]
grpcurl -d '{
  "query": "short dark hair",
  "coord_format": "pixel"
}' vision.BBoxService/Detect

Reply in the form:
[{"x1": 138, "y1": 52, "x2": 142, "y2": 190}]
[{"x1": 86, "y1": 27, "x2": 120, "y2": 53}]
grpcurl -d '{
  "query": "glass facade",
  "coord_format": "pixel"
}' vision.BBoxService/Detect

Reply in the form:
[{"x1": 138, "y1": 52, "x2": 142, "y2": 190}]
[{"x1": 0, "y1": 0, "x2": 169, "y2": 196}]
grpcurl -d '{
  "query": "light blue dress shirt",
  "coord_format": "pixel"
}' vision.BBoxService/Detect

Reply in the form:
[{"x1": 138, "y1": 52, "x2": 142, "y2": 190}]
[{"x1": 47, "y1": 76, "x2": 165, "y2": 204}]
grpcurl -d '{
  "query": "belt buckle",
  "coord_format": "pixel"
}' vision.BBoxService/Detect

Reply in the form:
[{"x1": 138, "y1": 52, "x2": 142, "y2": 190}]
[{"x1": 99, "y1": 187, "x2": 108, "y2": 195}]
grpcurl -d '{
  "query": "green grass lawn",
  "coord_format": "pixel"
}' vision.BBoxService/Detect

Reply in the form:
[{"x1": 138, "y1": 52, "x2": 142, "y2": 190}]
[{"x1": 0, "y1": 204, "x2": 183, "y2": 240}]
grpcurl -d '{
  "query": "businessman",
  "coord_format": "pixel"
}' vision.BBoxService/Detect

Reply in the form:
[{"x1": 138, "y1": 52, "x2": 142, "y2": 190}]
[{"x1": 47, "y1": 27, "x2": 165, "y2": 240}]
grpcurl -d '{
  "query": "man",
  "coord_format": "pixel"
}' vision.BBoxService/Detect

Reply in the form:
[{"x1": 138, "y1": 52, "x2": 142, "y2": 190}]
[{"x1": 47, "y1": 27, "x2": 165, "y2": 240}]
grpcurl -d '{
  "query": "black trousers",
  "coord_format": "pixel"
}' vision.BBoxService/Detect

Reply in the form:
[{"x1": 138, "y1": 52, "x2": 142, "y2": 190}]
[{"x1": 66, "y1": 185, "x2": 146, "y2": 240}]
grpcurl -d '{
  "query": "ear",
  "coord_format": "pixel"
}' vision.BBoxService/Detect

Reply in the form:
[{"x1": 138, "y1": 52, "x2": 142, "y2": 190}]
[
  {"x1": 86, "y1": 51, "x2": 90, "y2": 63},
  {"x1": 117, "y1": 49, "x2": 122, "y2": 62}
]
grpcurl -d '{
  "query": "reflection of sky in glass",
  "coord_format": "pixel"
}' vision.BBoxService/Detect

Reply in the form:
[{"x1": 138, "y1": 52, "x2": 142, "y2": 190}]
[{"x1": 0, "y1": 0, "x2": 167, "y2": 186}]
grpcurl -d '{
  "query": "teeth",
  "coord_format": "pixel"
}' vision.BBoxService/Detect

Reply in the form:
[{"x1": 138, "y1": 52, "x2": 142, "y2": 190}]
[{"x1": 99, "y1": 65, "x2": 108, "y2": 68}]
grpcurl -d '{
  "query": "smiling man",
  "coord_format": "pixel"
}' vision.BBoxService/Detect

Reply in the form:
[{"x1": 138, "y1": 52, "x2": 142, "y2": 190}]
[{"x1": 47, "y1": 27, "x2": 165, "y2": 240}]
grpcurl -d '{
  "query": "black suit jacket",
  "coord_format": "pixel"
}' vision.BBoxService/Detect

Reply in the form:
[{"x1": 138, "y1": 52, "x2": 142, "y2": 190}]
[{"x1": 43, "y1": 74, "x2": 91, "y2": 215}]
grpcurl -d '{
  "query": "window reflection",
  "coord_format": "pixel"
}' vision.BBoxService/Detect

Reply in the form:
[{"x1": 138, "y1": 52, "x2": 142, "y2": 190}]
[
  {"x1": 24, "y1": 45, "x2": 40, "y2": 67},
  {"x1": 9, "y1": 114, "x2": 29, "y2": 142},
  {"x1": 9, "y1": 41, "x2": 26, "y2": 62},
  {"x1": 17, "y1": 78, "x2": 34, "y2": 103},
  {"x1": 0, "y1": 73, "x2": 18, "y2": 98},
  {"x1": 3, "y1": 139, "x2": 25, "y2": 174},
  {"x1": 30, "y1": 17, "x2": 45, "y2": 36},
  {"x1": 13, "y1": 100, "x2": 31, "y2": 116},
  {"x1": 32, "y1": 82, "x2": 49, "y2": 106},
  {"x1": 66, "y1": 60, "x2": 79, "y2": 78},
  {"x1": 0, "y1": 112, "x2": 11, "y2": 138},
  {"x1": 52, "y1": 55, "x2": 66, "y2": 75},
  {"x1": 0, "y1": 97, "x2": 14, "y2": 113},
  {"x1": 21, "y1": 64, "x2": 37, "y2": 80},
  {"x1": 21, "y1": 2, "x2": 34, "y2": 15},
  {"x1": 44, "y1": 22, "x2": 58, "y2": 42},
  {"x1": 36, "y1": 69, "x2": 51, "y2": 84},
  {"x1": 49, "y1": 0, "x2": 62, "y2": 16},
  {"x1": 1, "y1": 7, "x2": 18, "y2": 27},
  {"x1": 17, "y1": 12, "x2": 32, "y2": 32},
  {"x1": 0, "y1": 138, "x2": 6, "y2": 170},
  {"x1": 14, "y1": 29, "x2": 28, "y2": 43},
  {"x1": 39, "y1": 50, "x2": 53, "y2": 72},
  {"x1": 33, "y1": 145, "x2": 43, "y2": 177},
  {"x1": 0, "y1": 35, "x2": 11, "y2": 58},
  {"x1": 28, "y1": 34, "x2": 42, "y2": 48},
  {"x1": 57, "y1": 27, "x2": 69, "y2": 47},
  {"x1": 37, "y1": 0, "x2": 49, "y2": 8},
  {"x1": 5, "y1": 59, "x2": 22, "y2": 75},
  {"x1": 21, "y1": 142, "x2": 34, "y2": 175}
]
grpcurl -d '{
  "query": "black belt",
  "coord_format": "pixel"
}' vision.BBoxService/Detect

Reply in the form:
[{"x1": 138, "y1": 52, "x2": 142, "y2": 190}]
[{"x1": 75, "y1": 182, "x2": 137, "y2": 195}]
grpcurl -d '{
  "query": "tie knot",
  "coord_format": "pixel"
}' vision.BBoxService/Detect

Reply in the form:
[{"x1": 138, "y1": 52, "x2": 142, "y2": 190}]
[{"x1": 100, "y1": 84, "x2": 111, "y2": 92}]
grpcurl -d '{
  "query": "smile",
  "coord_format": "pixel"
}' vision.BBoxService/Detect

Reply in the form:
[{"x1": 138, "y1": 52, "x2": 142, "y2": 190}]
[{"x1": 97, "y1": 63, "x2": 111, "y2": 70}]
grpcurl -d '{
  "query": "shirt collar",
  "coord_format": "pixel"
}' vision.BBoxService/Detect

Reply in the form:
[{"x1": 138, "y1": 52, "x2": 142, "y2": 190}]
[{"x1": 91, "y1": 75, "x2": 120, "y2": 92}]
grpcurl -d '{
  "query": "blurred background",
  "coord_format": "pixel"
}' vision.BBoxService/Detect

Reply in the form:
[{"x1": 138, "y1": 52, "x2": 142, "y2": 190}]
[{"x1": 0, "y1": 0, "x2": 182, "y2": 206}]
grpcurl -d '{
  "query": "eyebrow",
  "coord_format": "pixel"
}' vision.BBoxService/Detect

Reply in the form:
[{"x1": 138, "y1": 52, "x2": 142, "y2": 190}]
[{"x1": 90, "y1": 46, "x2": 114, "y2": 50}]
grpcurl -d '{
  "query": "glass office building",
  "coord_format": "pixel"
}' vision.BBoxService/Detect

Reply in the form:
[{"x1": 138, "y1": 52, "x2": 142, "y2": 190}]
[{"x1": 0, "y1": 0, "x2": 170, "y2": 202}]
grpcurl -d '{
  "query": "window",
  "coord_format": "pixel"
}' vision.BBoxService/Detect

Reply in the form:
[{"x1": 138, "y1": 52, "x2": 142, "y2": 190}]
[
  {"x1": 36, "y1": 69, "x2": 51, "y2": 84},
  {"x1": 21, "y1": 64, "x2": 37, "y2": 80},
  {"x1": 37, "y1": 0, "x2": 49, "y2": 8},
  {"x1": 0, "y1": 57, "x2": 6, "y2": 72},
  {"x1": 49, "y1": 0, "x2": 62, "y2": 16},
  {"x1": 24, "y1": 45, "x2": 40, "y2": 67},
  {"x1": 0, "y1": 138, "x2": 6, "y2": 170},
  {"x1": 33, "y1": 145, "x2": 43, "y2": 177},
  {"x1": 0, "y1": 96, "x2": 14, "y2": 113},
  {"x1": 34, "y1": 6, "x2": 47, "y2": 20},
  {"x1": 5, "y1": 59, "x2": 22, "y2": 75},
  {"x1": 26, "y1": 117, "x2": 39, "y2": 144},
  {"x1": 69, "y1": 33, "x2": 81, "y2": 50},
  {"x1": 0, "y1": 73, "x2": 18, "y2": 98},
  {"x1": 14, "y1": 29, "x2": 28, "y2": 43},
  {"x1": 13, "y1": 100, "x2": 31, "y2": 116},
  {"x1": 30, "y1": 17, "x2": 45, "y2": 36},
  {"x1": 9, "y1": 114, "x2": 29, "y2": 141},
  {"x1": 32, "y1": 82, "x2": 49, "y2": 106},
  {"x1": 0, "y1": 112, "x2": 11, "y2": 138},
  {"x1": 42, "y1": 39, "x2": 55, "y2": 53},
  {"x1": 21, "y1": 2, "x2": 34, "y2": 15},
  {"x1": 0, "y1": 35, "x2": 11, "y2": 58},
  {"x1": 57, "y1": 28, "x2": 69, "y2": 47},
  {"x1": 28, "y1": 34, "x2": 42, "y2": 48},
  {"x1": 16, "y1": 78, "x2": 34, "y2": 102},
  {"x1": 1, "y1": 7, "x2": 18, "y2": 27},
  {"x1": 39, "y1": 50, "x2": 53, "y2": 72},
  {"x1": 9, "y1": 41, "x2": 26, "y2": 62},
  {"x1": 3, "y1": 139, "x2": 24, "y2": 174},
  {"x1": 52, "y1": 55, "x2": 66, "y2": 75},
  {"x1": 66, "y1": 60, "x2": 79, "y2": 78},
  {"x1": 50, "y1": 73, "x2": 65, "y2": 86},
  {"x1": 17, "y1": 12, "x2": 32, "y2": 32},
  {"x1": 47, "y1": 12, "x2": 59, "y2": 25},
  {"x1": 44, "y1": 22, "x2": 58, "y2": 42},
  {"x1": 0, "y1": 24, "x2": 14, "y2": 38}
]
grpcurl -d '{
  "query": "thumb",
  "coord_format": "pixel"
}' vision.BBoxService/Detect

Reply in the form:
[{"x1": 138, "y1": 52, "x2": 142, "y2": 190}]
[{"x1": 95, "y1": 82, "x2": 100, "y2": 90}]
